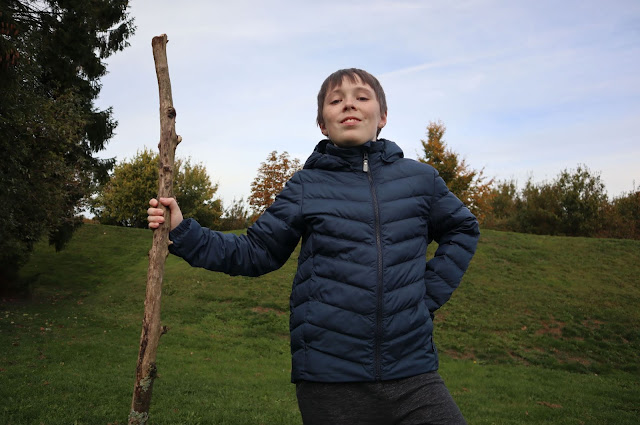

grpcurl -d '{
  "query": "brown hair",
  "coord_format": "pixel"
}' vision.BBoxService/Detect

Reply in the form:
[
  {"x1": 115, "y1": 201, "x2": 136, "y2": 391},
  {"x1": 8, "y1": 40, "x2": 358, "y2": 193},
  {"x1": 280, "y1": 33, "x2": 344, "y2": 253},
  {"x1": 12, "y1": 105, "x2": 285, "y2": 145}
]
[{"x1": 316, "y1": 68, "x2": 387, "y2": 135}]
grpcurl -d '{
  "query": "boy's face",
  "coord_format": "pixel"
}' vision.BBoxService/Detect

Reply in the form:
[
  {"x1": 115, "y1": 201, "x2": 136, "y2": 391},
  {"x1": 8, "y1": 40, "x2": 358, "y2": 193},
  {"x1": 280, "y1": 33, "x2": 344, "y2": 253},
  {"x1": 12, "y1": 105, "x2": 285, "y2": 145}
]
[{"x1": 320, "y1": 77, "x2": 387, "y2": 148}]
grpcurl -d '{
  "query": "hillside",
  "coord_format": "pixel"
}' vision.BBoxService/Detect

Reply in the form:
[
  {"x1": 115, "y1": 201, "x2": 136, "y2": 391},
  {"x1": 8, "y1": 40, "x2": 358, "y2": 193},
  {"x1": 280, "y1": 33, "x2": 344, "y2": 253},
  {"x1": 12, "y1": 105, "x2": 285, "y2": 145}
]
[{"x1": 1, "y1": 224, "x2": 638, "y2": 424}]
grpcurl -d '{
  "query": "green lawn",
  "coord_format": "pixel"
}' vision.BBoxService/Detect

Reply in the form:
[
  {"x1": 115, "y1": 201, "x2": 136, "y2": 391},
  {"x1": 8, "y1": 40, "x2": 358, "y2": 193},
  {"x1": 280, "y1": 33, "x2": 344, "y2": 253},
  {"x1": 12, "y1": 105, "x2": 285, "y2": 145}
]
[{"x1": 1, "y1": 224, "x2": 638, "y2": 424}]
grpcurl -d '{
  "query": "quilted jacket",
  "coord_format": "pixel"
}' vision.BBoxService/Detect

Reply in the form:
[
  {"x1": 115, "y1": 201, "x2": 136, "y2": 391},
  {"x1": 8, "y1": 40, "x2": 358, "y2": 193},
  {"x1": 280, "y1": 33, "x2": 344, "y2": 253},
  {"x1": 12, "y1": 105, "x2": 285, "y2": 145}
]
[{"x1": 168, "y1": 139, "x2": 480, "y2": 383}]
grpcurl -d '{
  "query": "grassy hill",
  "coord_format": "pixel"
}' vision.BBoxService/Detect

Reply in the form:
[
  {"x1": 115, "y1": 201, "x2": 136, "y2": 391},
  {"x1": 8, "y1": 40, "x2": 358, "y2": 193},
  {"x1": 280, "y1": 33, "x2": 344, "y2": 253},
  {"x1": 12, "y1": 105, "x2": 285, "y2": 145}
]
[{"x1": 1, "y1": 224, "x2": 638, "y2": 424}]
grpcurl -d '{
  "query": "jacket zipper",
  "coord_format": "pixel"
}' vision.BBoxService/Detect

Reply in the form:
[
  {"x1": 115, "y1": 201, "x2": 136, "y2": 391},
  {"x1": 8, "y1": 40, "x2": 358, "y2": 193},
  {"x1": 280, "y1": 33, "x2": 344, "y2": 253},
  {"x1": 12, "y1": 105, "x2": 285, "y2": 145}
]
[{"x1": 364, "y1": 151, "x2": 384, "y2": 380}]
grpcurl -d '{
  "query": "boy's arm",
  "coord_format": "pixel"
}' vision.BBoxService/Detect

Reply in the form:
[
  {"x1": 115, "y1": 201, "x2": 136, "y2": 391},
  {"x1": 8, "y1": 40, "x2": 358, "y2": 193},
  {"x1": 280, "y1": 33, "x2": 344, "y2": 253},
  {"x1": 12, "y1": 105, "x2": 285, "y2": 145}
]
[
  {"x1": 424, "y1": 172, "x2": 480, "y2": 314},
  {"x1": 168, "y1": 174, "x2": 303, "y2": 277}
]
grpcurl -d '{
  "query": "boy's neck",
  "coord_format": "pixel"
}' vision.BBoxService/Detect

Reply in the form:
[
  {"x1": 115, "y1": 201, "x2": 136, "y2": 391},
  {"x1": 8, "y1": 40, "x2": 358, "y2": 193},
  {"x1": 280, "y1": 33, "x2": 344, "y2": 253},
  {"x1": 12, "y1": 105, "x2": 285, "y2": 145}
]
[{"x1": 331, "y1": 138, "x2": 378, "y2": 149}]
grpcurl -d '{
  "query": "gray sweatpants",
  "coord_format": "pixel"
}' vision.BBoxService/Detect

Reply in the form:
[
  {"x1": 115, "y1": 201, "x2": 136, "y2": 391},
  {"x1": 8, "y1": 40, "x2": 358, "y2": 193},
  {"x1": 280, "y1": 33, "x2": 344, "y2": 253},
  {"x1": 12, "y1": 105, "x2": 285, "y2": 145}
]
[{"x1": 296, "y1": 372, "x2": 467, "y2": 425}]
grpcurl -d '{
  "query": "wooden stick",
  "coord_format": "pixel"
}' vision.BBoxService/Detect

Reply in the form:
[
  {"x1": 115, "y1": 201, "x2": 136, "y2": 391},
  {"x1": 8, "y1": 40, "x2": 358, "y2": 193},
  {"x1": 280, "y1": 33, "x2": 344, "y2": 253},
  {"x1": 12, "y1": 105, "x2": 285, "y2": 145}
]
[{"x1": 129, "y1": 34, "x2": 181, "y2": 425}]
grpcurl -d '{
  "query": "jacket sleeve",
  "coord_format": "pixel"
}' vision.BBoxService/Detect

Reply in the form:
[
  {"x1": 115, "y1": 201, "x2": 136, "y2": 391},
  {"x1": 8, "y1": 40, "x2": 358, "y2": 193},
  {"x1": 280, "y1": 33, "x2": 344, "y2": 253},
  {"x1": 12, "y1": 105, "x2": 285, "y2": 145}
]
[
  {"x1": 168, "y1": 173, "x2": 304, "y2": 277},
  {"x1": 424, "y1": 171, "x2": 480, "y2": 313}
]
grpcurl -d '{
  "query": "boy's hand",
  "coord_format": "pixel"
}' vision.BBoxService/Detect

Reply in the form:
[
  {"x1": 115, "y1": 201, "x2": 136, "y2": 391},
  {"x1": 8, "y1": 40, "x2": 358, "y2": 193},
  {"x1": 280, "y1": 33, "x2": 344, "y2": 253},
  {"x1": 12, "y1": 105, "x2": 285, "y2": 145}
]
[{"x1": 147, "y1": 197, "x2": 183, "y2": 231}]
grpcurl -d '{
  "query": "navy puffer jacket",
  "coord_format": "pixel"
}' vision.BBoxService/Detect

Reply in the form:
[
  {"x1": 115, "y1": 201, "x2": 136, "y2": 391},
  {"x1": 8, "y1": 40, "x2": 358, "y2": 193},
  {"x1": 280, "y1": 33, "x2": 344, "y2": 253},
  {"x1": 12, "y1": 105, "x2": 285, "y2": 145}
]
[{"x1": 169, "y1": 139, "x2": 479, "y2": 383}]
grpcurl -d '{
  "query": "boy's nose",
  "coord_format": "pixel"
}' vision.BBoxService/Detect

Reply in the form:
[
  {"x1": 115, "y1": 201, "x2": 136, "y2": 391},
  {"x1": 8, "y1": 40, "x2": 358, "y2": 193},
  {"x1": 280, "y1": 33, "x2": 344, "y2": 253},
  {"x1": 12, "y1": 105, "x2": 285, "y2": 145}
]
[{"x1": 343, "y1": 98, "x2": 356, "y2": 110}]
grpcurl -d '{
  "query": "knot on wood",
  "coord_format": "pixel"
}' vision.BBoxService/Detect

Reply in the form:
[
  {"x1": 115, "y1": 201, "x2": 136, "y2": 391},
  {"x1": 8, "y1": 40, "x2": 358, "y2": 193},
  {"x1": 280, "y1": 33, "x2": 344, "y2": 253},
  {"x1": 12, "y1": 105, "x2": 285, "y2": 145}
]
[
  {"x1": 167, "y1": 107, "x2": 176, "y2": 119},
  {"x1": 148, "y1": 363, "x2": 158, "y2": 381}
]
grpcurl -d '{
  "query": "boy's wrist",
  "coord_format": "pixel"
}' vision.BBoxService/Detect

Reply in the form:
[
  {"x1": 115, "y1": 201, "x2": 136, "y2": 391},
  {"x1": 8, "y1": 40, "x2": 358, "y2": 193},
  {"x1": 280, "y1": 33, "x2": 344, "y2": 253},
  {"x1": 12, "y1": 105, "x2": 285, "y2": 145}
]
[{"x1": 169, "y1": 217, "x2": 190, "y2": 239}]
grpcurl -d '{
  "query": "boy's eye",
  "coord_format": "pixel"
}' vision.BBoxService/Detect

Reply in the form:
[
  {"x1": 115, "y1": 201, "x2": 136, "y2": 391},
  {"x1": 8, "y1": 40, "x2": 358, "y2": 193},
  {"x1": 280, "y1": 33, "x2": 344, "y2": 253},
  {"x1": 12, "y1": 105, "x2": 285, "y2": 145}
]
[
  {"x1": 329, "y1": 99, "x2": 341, "y2": 105},
  {"x1": 357, "y1": 97, "x2": 369, "y2": 101}
]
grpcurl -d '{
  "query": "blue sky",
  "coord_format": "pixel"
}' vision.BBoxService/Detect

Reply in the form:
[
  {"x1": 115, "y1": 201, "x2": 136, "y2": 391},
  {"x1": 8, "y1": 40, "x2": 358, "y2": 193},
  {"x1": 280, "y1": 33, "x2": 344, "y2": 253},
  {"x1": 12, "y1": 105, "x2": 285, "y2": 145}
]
[{"x1": 96, "y1": 0, "x2": 640, "y2": 205}]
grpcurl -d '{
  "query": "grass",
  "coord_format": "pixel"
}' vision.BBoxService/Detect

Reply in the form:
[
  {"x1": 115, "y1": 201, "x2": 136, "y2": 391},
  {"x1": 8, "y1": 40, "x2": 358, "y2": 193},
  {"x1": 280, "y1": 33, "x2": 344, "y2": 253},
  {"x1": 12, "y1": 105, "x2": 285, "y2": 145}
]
[{"x1": 1, "y1": 224, "x2": 639, "y2": 424}]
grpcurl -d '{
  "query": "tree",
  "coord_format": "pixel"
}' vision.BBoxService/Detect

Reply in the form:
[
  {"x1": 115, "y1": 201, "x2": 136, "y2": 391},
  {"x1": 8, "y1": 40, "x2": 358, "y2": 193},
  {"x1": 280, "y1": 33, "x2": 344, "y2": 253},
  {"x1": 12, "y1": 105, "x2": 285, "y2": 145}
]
[
  {"x1": 174, "y1": 158, "x2": 223, "y2": 229},
  {"x1": 601, "y1": 190, "x2": 640, "y2": 239},
  {"x1": 483, "y1": 179, "x2": 518, "y2": 230},
  {"x1": 92, "y1": 148, "x2": 223, "y2": 229},
  {"x1": 219, "y1": 198, "x2": 250, "y2": 231},
  {"x1": 515, "y1": 166, "x2": 607, "y2": 237},
  {"x1": 487, "y1": 166, "x2": 608, "y2": 237},
  {"x1": 554, "y1": 165, "x2": 607, "y2": 236},
  {"x1": 0, "y1": 1, "x2": 134, "y2": 290},
  {"x1": 92, "y1": 149, "x2": 157, "y2": 228},
  {"x1": 249, "y1": 151, "x2": 301, "y2": 217},
  {"x1": 512, "y1": 177, "x2": 563, "y2": 236},
  {"x1": 418, "y1": 121, "x2": 493, "y2": 221}
]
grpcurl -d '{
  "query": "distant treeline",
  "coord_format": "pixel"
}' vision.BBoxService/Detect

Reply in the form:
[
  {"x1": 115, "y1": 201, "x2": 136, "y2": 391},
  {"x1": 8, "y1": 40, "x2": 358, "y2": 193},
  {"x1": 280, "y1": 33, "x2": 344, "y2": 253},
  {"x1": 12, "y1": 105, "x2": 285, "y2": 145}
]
[
  {"x1": 93, "y1": 129, "x2": 639, "y2": 242},
  {"x1": 480, "y1": 171, "x2": 639, "y2": 240},
  {"x1": 420, "y1": 121, "x2": 639, "y2": 240}
]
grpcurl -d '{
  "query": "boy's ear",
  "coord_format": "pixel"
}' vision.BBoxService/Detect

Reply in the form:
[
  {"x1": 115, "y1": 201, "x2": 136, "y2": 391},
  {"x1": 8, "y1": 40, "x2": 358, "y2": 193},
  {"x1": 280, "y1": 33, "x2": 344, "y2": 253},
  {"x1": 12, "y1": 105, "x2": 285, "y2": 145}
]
[
  {"x1": 378, "y1": 112, "x2": 388, "y2": 129},
  {"x1": 319, "y1": 122, "x2": 329, "y2": 136}
]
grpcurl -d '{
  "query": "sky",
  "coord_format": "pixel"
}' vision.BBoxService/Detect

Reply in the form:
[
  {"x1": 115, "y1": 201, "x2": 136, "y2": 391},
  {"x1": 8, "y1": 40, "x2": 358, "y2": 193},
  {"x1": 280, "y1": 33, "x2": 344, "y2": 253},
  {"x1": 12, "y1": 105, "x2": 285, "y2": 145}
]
[{"x1": 96, "y1": 0, "x2": 640, "y2": 207}]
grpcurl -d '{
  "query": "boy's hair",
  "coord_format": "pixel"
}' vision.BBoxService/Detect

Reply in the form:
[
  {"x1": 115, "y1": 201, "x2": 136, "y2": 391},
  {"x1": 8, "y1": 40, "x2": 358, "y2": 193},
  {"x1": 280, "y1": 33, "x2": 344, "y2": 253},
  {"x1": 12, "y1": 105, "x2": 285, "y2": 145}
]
[{"x1": 316, "y1": 68, "x2": 388, "y2": 135}]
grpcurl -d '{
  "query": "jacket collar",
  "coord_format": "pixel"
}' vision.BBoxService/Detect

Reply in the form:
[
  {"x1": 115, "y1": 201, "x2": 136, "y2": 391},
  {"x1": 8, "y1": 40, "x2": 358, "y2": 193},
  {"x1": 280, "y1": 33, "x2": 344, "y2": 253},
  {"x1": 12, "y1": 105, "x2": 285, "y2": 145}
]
[{"x1": 303, "y1": 138, "x2": 404, "y2": 171}]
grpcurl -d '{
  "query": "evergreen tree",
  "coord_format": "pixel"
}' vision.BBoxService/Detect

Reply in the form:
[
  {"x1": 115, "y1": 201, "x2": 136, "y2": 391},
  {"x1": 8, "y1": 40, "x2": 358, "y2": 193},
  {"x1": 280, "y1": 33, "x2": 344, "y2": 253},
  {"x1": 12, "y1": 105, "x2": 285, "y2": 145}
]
[{"x1": 0, "y1": 1, "x2": 134, "y2": 289}]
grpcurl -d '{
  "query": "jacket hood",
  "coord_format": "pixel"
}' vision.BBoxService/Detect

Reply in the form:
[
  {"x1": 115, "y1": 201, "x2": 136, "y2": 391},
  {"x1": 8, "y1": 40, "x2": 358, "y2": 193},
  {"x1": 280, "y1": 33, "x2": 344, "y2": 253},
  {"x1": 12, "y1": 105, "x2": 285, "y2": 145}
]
[{"x1": 303, "y1": 138, "x2": 404, "y2": 171}]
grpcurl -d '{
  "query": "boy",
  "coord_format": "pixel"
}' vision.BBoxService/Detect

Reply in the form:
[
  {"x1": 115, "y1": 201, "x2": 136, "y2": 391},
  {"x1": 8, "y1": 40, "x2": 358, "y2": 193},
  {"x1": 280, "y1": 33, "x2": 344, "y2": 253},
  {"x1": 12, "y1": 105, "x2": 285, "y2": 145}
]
[{"x1": 148, "y1": 68, "x2": 479, "y2": 424}]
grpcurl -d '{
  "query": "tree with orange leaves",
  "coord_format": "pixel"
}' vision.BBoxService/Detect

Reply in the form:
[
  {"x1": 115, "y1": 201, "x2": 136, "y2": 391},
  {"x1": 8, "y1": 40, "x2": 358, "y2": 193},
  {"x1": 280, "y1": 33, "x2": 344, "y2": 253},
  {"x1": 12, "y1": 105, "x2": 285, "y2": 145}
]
[
  {"x1": 418, "y1": 120, "x2": 493, "y2": 222},
  {"x1": 249, "y1": 151, "x2": 302, "y2": 219}
]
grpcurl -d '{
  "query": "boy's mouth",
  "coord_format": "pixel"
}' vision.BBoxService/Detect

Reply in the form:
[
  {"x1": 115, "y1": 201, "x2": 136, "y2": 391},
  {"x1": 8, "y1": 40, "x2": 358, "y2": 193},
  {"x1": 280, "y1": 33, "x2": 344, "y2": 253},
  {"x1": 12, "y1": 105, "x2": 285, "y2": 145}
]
[{"x1": 341, "y1": 117, "x2": 361, "y2": 124}]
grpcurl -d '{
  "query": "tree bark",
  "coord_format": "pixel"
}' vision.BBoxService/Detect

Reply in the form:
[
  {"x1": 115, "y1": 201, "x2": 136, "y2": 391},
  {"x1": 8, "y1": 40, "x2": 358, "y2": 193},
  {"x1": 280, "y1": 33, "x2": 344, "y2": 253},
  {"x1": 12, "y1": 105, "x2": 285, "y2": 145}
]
[{"x1": 129, "y1": 34, "x2": 180, "y2": 425}]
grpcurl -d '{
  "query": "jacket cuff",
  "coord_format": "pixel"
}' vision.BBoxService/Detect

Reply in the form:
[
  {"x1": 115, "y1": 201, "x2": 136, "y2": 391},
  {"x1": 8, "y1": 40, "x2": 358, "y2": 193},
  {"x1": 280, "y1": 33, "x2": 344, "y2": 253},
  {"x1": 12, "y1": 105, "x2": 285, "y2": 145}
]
[{"x1": 168, "y1": 218, "x2": 193, "y2": 255}]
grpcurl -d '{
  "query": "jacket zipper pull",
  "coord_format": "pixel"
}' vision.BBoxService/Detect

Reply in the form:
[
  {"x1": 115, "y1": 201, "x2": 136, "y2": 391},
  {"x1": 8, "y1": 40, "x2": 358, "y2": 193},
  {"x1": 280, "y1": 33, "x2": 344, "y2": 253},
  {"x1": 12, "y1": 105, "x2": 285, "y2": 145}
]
[{"x1": 363, "y1": 152, "x2": 369, "y2": 173}]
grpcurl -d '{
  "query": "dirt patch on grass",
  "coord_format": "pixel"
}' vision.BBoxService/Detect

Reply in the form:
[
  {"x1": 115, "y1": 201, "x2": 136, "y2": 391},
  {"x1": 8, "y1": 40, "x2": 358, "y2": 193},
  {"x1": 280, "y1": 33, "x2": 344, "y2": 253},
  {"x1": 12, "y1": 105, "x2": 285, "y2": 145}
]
[
  {"x1": 251, "y1": 306, "x2": 286, "y2": 316},
  {"x1": 433, "y1": 309, "x2": 450, "y2": 323},
  {"x1": 442, "y1": 349, "x2": 476, "y2": 361},
  {"x1": 564, "y1": 356, "x2": 592, "y2": 366},
  {"x1": 535, "y1": 316, "x2": 565, "y2": 338},
  {"x1": 581, "y1": 319, "x2": 605, "y2": 329},
  {"x1": 507, "y1": 351, "x2": 531, "y2": 365},
  {"x1": 537, "y1": 401, "x2": 563, "y2": 409},
  {"x1": 523, "y1": 346, "x2": 547, "y2": 354}
]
